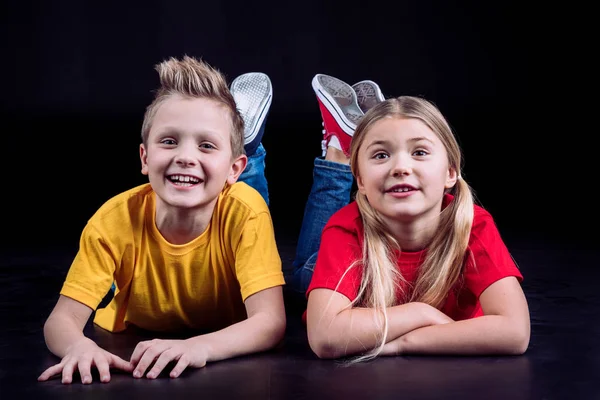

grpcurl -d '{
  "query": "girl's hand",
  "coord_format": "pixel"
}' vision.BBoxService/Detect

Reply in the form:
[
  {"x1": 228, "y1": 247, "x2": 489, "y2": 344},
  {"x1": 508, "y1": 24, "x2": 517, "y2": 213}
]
[
  {"x1": 130, "y1": 339, "x2": 209, "y2": 379},
  {"x1": 380, "y1": 304, "x2": 454, "y2": 356},
  {"x1": 37, "y1": 337, "x2": 133, "y2": 384}
]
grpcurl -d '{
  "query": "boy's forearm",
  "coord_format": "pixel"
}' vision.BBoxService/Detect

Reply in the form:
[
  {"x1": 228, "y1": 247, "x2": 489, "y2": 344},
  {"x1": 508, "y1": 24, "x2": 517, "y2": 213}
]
[
  {"x1": 387, "y1": 315, "x2": 530, "y2": 355},
  {"x1": 43, "y1": 314, "x2": 88, "y2": 358},
  {"x1": 311, "y1": 302, "x2": 443, "y2": 359},
  {"x1": 187, "y1": 311, "x2": 286, "y2": 363}
]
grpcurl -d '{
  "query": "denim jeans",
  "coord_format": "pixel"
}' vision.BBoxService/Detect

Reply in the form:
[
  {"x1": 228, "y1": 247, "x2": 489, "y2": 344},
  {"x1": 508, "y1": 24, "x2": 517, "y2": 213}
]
[
  {"x1": 239, "y1": 143, "x2": 269, "y2": 206},
  {"x1": 286, "y1": 157, "x2": 353, "y2": 294}
]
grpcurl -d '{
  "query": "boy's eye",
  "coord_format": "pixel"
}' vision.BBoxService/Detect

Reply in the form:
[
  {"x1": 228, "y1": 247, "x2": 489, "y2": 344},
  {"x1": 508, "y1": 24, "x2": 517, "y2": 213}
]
[
  {"x1": 200, "y1": 143, "x2": 216, "y2": 150},
  {"x1": 160, "y1": 138, "x2": 176, "y2": 145}
]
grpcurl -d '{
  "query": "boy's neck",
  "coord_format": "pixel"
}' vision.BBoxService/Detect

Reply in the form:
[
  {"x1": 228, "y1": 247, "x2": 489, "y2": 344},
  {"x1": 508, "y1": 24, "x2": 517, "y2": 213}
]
[{"x1": 154, "y1": 200, "x2": 217, "y2": 245}]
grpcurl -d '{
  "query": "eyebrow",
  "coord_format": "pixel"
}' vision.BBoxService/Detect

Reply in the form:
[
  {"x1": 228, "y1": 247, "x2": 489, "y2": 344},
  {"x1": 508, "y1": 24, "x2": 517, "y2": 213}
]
[
  {"x1": 156, "y1": 127, "x2": 222, "y2": 138},
  {"x1": 407, "y1": 136, "x2": 435, "y2": 145},
  {"x1": 365, "y1": 136, "x2": 435, "y2": 150}
]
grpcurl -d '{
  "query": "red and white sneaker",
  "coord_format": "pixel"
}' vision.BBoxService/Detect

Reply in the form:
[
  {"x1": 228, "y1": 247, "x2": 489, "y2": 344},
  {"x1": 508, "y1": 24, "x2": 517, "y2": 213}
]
[
  {"x1": 352, "y1": 80, "x2": 385, "y2": 113},
  {"x1": 312, "y1": 74, "x2": 364, "y2": 157}
]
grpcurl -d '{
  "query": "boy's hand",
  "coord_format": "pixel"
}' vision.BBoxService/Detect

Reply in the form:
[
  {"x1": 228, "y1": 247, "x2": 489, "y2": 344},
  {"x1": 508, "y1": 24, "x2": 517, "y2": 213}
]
[
  {"x1": 130, "y1": 339, "x2": 209, "y2": 379},
  {"x1": 37, "y1": 337, "x2": 133, "y2": 384}
]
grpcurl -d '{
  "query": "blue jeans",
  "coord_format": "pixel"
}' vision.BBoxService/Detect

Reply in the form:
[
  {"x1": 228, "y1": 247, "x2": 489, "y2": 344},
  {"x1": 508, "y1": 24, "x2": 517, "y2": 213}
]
[
  {"x1": 239, "y1": 143, "x2": 269, "y2": 206},
  {"x1": 286, "y1": 158, "x2": 353, "y2": 294}
]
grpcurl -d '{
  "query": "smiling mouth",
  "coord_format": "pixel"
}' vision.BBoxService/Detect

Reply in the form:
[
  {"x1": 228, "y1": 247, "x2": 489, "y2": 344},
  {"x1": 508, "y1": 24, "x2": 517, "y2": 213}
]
[
  {"x1": 387, "y1": 187, "x2": 415, "y2": 193},
  {"x1": 167, "y1": 174, "x2": 201, "y2": 186}
]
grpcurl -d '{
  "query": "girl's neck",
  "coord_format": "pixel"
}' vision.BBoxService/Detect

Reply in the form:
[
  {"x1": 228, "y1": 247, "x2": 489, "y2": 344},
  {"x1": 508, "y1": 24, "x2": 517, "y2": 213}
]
[
  {"x1": 154, "y1": 201, "x2": 216, "y2": 245},
  {"x1": 384, "y1": 213, "x2": 441, "y2": 252}
]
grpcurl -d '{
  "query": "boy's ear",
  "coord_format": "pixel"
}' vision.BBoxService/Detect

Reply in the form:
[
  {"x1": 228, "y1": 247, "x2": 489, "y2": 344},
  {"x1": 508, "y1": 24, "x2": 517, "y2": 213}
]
[
  {"x1": 445, "y1": 166, "x2": 458, "y2": 189},
  {"x1": 140, "y1": 144, "x2": 149, "y2": 175},
  {"x1": 226, "y1": 154, "x2": 248, "y2": 185}
]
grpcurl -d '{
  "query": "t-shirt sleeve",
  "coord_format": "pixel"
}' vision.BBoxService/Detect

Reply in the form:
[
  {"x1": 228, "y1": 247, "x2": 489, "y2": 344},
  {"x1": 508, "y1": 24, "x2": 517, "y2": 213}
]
[
  {"x1": 463, "y1": 215, "x2": 523, "y2": 299},
  {"x1": 306, "y1": 225, "x2": 363, "y2": 301},
  {"x1": 234, "y1": 210, "x2": 285, "y2": 301},
  {"x1": 60, "y1": 223, "x2": 117, "y2": 310}
]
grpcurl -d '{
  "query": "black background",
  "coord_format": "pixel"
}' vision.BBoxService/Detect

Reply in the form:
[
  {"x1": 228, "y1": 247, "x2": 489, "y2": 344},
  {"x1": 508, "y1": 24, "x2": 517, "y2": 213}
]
[{"x1": 1, "y1": 1, "x2": 594, "y2": 256}]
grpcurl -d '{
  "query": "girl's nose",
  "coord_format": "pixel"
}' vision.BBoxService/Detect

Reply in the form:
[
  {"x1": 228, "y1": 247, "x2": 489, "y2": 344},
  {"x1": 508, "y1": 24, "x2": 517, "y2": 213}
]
[{"x1": 391, "y1": 155, "x2": 412, "y2": 177}]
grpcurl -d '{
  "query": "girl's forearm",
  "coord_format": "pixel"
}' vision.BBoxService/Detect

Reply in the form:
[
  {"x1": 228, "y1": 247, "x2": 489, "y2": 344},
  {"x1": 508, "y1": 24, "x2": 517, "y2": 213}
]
[
  {"x1": 309, "y1": 302, "x2": 448, "y2": 359},
  {"x1": 383, "y1": 315, "x2": 530, "y2": 356}
]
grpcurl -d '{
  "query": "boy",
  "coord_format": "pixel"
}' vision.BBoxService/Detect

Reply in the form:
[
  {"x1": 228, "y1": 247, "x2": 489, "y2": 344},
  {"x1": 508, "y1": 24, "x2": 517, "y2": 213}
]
[{"x1": 38, "y1": 56, "x2": 286, "y2": 384}]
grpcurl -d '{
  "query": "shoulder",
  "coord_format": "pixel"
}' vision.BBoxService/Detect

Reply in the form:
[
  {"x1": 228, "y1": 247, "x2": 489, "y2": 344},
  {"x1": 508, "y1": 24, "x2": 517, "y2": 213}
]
[
  {"x1": 324, "y1": 201, "x2": 363, "y2": 233},
  {"x1": 87, "y1": 183, "x2": 153, "y2": 230},
  {"x1": 443, "y1": 193, "x2": 502, "y2": 244},
  {"x1": 220, "y1": 182, "x2": 269, "y2": 215},
  {"x1": 470, "y1": 203, "x2": 501, "y2": 242}
]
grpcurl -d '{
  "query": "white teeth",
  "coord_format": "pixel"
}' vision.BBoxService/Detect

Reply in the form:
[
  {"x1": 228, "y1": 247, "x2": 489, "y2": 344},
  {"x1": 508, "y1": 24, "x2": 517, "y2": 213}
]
[
  {"x1": 169, "y1": 174, "x2": 200, "y2": 183},
  {"x1": 392, "y1": 187, "x2": 411, "y2": 192}
]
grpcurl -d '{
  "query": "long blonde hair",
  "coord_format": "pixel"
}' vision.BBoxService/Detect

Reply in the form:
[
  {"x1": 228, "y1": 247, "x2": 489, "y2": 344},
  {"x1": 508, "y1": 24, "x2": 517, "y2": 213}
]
[
  {"x1": 347, "y1": 96, "x2": 474, "y2": 361},
  {"x1": 140, "y1": 55, "x2": 245, "y2": 158}
]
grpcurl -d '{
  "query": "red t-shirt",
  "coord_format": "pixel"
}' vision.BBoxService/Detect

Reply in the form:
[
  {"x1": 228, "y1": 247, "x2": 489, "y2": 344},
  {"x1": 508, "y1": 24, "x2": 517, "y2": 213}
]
[{"x1": 306, "y1": 194, "x2": 523, "y2": 321}]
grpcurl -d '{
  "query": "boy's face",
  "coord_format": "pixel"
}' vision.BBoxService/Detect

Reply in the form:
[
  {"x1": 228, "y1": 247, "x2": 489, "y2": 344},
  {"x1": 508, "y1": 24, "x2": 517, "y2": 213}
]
[{"x1": 140, "y1": 95, "x2": 247, "y2": 212}]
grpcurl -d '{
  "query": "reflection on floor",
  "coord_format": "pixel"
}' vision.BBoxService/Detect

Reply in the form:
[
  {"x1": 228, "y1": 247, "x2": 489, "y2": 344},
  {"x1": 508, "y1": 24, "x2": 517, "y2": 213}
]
[{"x1": 1, "y1": 233, "x2": 599, "y2": 399}]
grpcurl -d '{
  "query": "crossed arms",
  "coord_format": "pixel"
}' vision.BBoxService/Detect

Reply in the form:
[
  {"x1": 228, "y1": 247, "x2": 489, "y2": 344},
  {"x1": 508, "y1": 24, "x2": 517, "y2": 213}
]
[{"x1": 307, "y1": 276, "x2": 530, "y2": 359}]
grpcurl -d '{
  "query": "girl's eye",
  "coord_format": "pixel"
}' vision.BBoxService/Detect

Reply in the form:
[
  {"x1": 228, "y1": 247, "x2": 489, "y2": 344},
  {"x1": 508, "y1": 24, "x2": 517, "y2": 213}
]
[
  {"x1": 373, "y1": 152, "x2": 389, "y2": 160},
  {"x1": 413, "y1": 150, "x2": 428, "y2": 156}
]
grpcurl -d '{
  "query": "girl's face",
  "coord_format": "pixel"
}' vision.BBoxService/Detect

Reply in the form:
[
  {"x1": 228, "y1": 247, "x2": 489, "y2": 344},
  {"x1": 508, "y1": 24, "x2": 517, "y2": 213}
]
[{"x1": 355, "y1": 117, "x2": 457, "y2": 228}]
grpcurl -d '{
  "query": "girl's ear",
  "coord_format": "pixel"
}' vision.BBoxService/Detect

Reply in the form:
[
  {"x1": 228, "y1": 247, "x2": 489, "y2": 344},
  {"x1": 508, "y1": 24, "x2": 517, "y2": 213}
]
[
  {"x1": 356, "y1": 174, "x2": 367, "y2": 195},
  {"x1": 445, "y1": 167, "x2": 458, "y2": 189}
]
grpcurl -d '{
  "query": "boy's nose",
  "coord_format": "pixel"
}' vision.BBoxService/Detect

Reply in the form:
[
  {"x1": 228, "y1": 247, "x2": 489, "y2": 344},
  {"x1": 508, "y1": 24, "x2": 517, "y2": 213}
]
[{"x1": 175, "y1": 150, "x2": 197, "y2": 167}]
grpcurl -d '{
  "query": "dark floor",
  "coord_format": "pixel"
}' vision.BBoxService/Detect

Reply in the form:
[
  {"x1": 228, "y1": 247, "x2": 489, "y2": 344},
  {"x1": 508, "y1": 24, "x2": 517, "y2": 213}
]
[{"x1": 1, "y1": 233, "x2": 599, "y2": 399}]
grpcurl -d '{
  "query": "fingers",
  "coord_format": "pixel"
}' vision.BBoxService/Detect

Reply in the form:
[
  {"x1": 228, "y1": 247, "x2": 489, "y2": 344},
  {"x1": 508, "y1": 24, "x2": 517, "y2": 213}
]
[
  {"x1": 38, "y1": 351, "x2": 131, "y2": 385},
  {"x1": 77, "y1": 357, "x2": 93, "y2": 384},
  {"x1": 130, "y1": 339, "x2": 206, "y2": 379},
  {"x1": 169, "y1": 355, "x2": 192, "y2": 378},
  {"x1": 60, "y1": 359, "x2": 78, "y2": 384},
  {"x1": 146, "y1": 351, "x2": 178, "y2": 379},
  {"x1": 132, "y1": 341, "x2": 163, "y2": 379},
  {"x1": 129, "y1": 340, "x2": 153, "y2": 367},
  {"x1": 110, "y1": 354, "x2": 134, "y2": 373},
  {"x1": 95, "y1": 358, "x2": 112, "y2": 383},
  {"x1": 37, "y1": 363, "x2": 64, "y2": 382}
]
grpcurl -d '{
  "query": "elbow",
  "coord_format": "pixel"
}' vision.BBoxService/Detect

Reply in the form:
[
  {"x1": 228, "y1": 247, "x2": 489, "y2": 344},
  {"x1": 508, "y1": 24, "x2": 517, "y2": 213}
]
[
  {"x1": 502, "y1": 323, "x2": 530, "y2": 355},
  {"x1": 265, "y1": 314, "x2": 287, "y2": 349},
  {"x1": 509, "y1": 329, "x2": 530, "y2": 355},
  {"x1": 43, "y1": 315, "x2": 56, "y2": 346},
  {"x1": 307, "y1": 329, "x2": 339, "y2": 359},
  {"x1": 273, "y1": 318, "x2": 287, "y2": 345},
  {"x1": 309, "y1": 340, "x2": 338, "y2": 359}
]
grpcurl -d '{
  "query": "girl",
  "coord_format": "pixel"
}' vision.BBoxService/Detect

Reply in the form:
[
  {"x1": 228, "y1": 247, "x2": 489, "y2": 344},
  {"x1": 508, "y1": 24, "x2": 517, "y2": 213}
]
[{"x1": 290, "y1": 74, "x2": 530, "y2": 361}]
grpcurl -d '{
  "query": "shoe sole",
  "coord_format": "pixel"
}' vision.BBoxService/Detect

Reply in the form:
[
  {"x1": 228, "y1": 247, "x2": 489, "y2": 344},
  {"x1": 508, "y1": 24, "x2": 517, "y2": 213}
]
[
  {"x1": 312, "y1": 74, "x2": 363, "y2": 136},
  {"x1": 231, "y1": 73, "x2": 273, "y2": 144},
  {"x1": 352, "y1": 80, "x2": 384, "y2": 113}
]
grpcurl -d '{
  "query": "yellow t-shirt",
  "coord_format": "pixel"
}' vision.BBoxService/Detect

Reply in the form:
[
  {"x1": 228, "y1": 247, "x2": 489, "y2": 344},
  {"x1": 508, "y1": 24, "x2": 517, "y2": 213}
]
[{"x1": 60, "y1": 182, "x2": 284, "y2": 333}]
